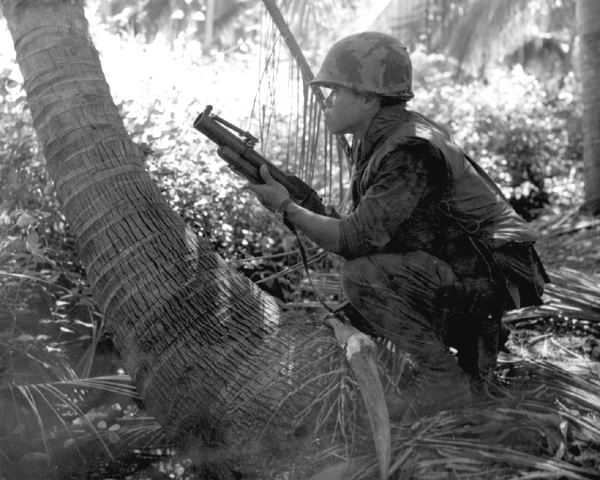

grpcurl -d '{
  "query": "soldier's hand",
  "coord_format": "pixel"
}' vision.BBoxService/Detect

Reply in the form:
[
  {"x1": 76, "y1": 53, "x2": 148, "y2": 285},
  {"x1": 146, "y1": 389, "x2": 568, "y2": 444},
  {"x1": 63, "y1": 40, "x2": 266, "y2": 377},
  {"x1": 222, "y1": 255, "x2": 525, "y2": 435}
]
[{"x1": 247, "y1": 165, "x2": 290, "y2": 213}]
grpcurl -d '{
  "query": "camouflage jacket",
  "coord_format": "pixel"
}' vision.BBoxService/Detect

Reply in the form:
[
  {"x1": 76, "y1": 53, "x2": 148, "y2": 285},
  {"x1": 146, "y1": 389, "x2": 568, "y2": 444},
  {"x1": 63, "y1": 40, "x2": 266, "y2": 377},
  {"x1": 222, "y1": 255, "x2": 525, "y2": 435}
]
[{"x1": 338, "y1": 105, "x2": 547, "y2": 308}]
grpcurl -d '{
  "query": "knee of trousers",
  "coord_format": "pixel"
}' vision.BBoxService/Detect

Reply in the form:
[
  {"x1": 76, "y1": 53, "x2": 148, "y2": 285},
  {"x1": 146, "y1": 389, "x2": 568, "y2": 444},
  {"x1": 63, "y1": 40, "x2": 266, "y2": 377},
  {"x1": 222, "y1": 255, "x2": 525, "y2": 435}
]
[{"x1": 341, "y1": 252, "x2": 456, "y2": 297}]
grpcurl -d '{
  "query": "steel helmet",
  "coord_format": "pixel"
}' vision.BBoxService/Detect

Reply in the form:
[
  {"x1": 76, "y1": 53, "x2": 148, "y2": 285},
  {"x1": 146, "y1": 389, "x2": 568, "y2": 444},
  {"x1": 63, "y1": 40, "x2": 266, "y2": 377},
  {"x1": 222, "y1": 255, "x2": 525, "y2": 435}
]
[{"x1": 310, "y1": 31, "x2": 414, "y2": 100}]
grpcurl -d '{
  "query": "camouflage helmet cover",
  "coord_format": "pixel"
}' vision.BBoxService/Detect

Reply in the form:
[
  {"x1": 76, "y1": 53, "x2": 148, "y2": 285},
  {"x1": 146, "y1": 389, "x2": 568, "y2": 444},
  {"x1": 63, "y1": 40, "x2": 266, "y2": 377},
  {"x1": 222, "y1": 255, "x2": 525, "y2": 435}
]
[{"x1": 311, "y1": 31, "x2": 414, "y2": 100}]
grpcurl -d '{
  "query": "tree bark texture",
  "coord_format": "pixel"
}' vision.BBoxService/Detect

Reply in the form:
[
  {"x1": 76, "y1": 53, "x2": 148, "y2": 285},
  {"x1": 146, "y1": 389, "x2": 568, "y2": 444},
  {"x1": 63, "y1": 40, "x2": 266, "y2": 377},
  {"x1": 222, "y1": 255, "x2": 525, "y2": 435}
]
[
  {"x1": 577, "y1": 0, "x2": 600, "y2": 215},
  {"x1": 0, "y1": 0, "x2": 349, "y2": 469}
]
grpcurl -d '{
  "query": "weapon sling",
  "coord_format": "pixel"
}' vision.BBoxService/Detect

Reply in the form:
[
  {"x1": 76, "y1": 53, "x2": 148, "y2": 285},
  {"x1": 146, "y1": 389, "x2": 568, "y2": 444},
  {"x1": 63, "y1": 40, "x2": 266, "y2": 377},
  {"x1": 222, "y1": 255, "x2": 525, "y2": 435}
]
[{"x1": 193, "y1": 106, "x2": 335, "y2": 312}]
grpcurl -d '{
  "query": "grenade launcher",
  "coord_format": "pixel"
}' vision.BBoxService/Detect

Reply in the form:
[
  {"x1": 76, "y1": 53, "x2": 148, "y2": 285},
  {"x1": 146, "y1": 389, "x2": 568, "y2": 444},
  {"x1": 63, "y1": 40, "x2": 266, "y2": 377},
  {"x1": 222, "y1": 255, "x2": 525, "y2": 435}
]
[{"x1": 193, "y1": 105, "x2": 327, "y2": 216}]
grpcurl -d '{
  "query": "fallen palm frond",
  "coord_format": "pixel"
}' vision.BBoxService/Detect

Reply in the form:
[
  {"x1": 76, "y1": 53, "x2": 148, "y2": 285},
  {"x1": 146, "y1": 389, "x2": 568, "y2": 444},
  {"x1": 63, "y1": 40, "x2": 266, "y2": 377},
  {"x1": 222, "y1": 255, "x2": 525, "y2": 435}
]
[
  {"x1": 0, "y1": 375, "x2": 162, "y2": 460},
  {"x1": 534, "y1": 209, "x2": 600, "y2": 239},
  {"x1": 326, "y1": 316, "x2": 391, "y2": 480},
  {"x1": 299, "y1": 357, "x2": 600, "y2": 480},
  {"x1": 503, "y1": 267, "x2": 600, "y2": 332}
]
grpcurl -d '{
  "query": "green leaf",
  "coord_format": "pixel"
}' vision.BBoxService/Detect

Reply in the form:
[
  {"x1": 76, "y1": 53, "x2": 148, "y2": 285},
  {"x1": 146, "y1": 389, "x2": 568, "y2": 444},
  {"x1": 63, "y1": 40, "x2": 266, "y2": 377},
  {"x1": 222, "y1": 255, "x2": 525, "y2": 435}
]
[{"x1": 16, "y1": 212, "x2": 36, "y2": 228}]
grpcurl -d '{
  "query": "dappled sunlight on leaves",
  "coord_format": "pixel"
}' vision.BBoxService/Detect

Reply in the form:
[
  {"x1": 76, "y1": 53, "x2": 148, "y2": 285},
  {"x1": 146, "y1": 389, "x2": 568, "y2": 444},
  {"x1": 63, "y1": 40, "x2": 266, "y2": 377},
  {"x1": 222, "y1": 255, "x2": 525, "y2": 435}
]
[{"x1": 412, "y1": 51, "x2": 583, "y2": 220}]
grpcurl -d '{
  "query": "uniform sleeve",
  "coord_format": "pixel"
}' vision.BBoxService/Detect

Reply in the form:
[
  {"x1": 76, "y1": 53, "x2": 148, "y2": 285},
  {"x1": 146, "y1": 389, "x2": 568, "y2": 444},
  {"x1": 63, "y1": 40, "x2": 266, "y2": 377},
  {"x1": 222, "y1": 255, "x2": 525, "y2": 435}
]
[{"x1": 338, "y1": 141, "x2": 440, "y2": 260}]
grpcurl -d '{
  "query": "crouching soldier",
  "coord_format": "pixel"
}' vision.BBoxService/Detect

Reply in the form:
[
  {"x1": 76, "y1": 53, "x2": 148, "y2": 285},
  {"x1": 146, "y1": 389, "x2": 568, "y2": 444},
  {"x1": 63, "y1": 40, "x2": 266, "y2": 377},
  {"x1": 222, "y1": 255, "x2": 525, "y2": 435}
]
[{"x1": 248, "y1": 31, "x2": 549, "y2": 417}]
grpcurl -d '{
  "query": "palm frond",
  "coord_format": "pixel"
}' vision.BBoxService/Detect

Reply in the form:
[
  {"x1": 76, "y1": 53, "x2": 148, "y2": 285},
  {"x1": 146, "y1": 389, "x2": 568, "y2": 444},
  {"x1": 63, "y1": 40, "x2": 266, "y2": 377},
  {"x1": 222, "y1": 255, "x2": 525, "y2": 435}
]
[
  {"x1": 276, "y1": 0, "x2": 362, "y2": 48},
  {"x1": 300, "y1": 356, "x2": 600, "y2": 480},
  {"x1": 58, "y1": 375, "x2": 140, "y2": 398},
  {"x1": 369, "y1": 0, "x2": 431, "y2": 45},
  {"x1": 1, "y1": 375, "x2": 145, "y2": 458},
  {"x1": 444, "y1": 0, "x2": 538, "y2": 72},
  {"x1": 256, "y1": 0, "x2": 353, "y2": 208},
  {"x1": 74, "y1": 311, "x2": 105, "y2": 379},
  {"x1": 366, "y1": 0, "x2": 576, "y2": 75},
  {"x1": 504, "y1": 267, "x2": 600, "y2": 330}
]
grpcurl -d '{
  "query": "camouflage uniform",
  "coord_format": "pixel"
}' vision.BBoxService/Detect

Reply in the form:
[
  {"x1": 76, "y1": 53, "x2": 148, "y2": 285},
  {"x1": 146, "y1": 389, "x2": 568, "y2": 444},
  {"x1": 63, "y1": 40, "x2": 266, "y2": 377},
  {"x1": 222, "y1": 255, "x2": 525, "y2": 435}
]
[{"x1": 311, "y1": 33, "x2": 548, "y2": 409}]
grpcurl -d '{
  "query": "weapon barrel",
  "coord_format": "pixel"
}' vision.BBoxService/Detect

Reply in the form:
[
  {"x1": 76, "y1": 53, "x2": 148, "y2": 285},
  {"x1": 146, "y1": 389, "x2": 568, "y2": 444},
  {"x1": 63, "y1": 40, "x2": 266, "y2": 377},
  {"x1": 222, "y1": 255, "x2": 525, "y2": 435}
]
[
  {"x1": 193, "y1": 107, "x2": 288, "y2": 185},
  {"x1": 193, "y1": 106, "x2": 326, "y2": 215}
]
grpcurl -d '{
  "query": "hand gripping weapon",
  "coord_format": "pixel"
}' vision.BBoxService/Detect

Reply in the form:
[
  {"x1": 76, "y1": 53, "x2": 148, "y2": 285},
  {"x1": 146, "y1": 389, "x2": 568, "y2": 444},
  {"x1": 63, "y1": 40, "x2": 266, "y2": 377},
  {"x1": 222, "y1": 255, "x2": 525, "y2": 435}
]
[{"x1": 192, "y1": 105, "x2": 327, "y2": 217}]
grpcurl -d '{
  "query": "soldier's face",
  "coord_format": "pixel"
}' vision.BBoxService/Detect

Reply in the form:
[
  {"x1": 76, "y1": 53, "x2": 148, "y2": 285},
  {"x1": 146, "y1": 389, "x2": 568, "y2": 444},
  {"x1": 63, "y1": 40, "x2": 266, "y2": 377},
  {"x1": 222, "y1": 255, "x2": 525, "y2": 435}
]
[{"x1": 322, "y1": 85, "x2": 375, "y2": 138}]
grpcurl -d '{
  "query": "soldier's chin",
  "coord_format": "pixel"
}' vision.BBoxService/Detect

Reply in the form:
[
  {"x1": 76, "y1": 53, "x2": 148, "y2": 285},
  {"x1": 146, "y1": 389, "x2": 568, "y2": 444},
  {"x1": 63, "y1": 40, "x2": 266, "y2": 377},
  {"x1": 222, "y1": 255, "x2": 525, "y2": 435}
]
[{"x1": 324, "y1": 120, "x2": 341, "y2": 135}]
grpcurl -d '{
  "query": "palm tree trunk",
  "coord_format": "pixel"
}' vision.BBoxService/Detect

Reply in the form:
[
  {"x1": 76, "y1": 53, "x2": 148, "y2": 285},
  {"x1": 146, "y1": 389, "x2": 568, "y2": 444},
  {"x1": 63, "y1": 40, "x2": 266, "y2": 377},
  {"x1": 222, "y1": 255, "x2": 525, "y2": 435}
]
[
  {"x1": 577, "y1": 0, "x2": 600, "y2": 215},
  {"x1": 0, "y1": 0, "x2": 342, "y2": 466}
]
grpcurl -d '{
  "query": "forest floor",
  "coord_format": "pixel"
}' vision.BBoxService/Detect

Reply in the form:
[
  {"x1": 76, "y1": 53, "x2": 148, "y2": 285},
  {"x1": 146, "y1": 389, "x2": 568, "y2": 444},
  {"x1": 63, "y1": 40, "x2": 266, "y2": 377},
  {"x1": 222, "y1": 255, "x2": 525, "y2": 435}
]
[
  {"x1": 534, "y1": 208, "x2": 600, "y2": 276},
  {"x1": 1, "y1": 206, "x2": 599, "y2": 479},
  {"x1": 504, "y1": 208, "x2": 600, "y2": 366}
]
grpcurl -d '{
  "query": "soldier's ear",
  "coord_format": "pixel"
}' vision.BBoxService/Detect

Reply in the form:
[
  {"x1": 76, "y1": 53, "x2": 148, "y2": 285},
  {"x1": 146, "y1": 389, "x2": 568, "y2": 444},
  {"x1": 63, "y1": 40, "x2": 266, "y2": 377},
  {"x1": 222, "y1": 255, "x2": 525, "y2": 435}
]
[{"x1": 361, "y1": 93, "x2": 380, "y2": 111}]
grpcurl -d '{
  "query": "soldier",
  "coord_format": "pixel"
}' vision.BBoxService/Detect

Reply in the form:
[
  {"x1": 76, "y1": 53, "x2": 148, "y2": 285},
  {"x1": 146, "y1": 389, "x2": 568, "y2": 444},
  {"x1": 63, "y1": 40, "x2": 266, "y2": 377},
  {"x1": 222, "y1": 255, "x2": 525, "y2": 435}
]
[{"x1": 248, "y1": 32, "x2": 548, "y2": 417}]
